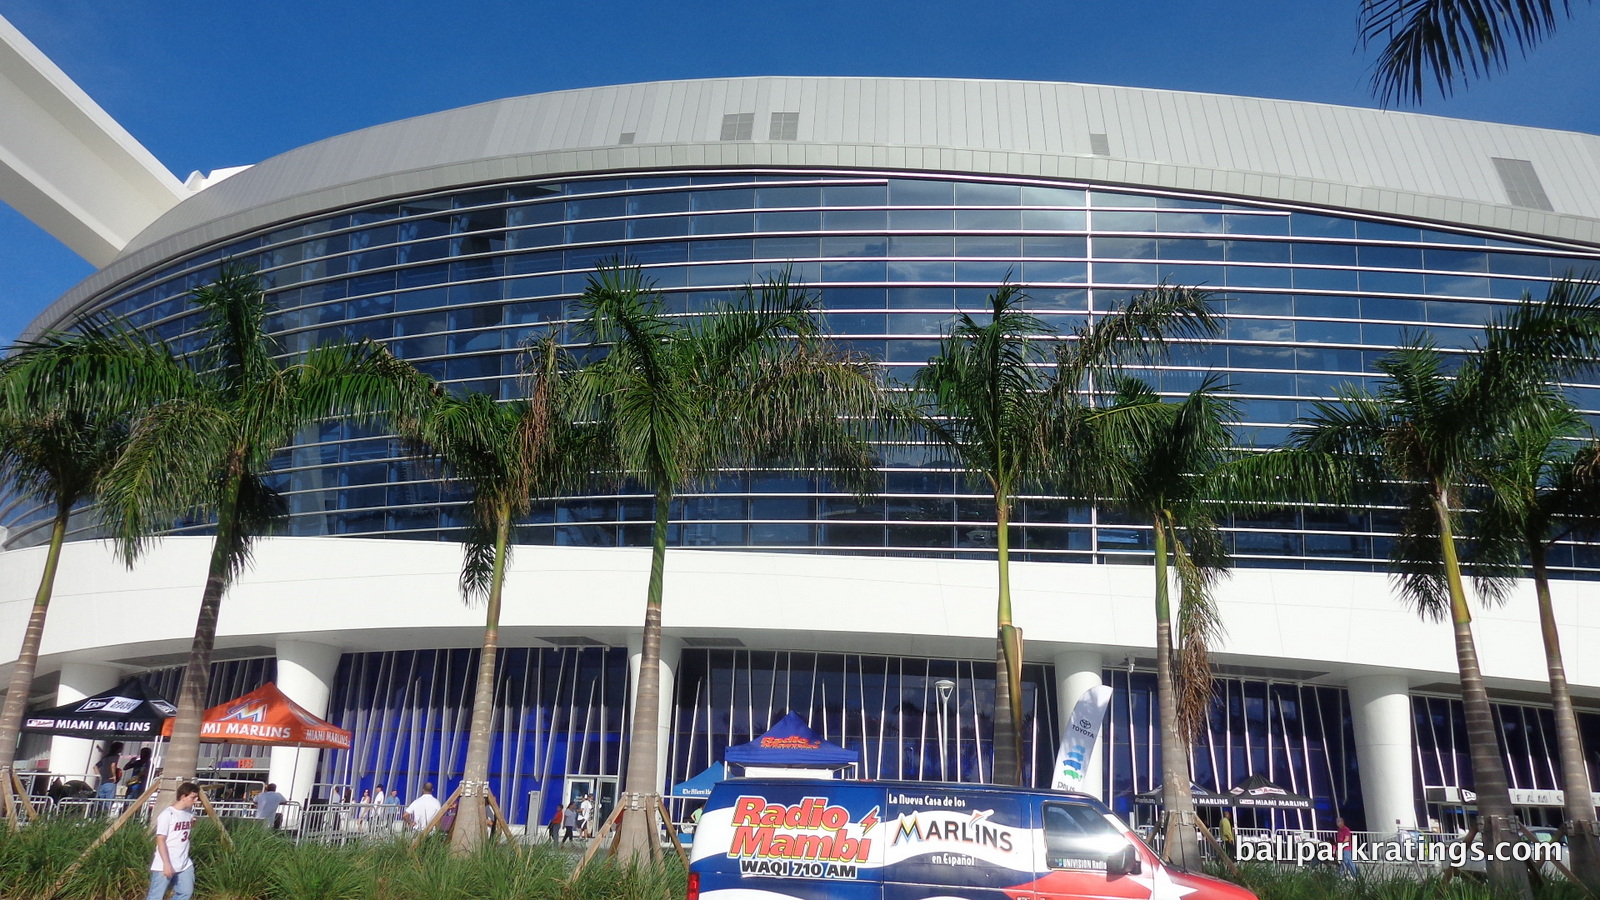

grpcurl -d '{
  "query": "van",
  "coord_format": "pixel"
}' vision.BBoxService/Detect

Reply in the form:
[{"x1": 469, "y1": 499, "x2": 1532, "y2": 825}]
[{"x1": 688, "y1": 778, "x2": 1256, "y2": 900}]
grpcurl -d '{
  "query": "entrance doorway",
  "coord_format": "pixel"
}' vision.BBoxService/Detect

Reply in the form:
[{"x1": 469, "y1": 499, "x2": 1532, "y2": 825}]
[{"x1": 565, "y1": 776, "x2": 618, "y2": 836}]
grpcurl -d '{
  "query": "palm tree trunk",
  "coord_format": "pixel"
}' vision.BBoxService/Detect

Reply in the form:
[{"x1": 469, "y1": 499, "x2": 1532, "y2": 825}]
[
  {"x1": 1153, "y1": 520, "x2": 1201, "y2": 869},
  {"x1": 616, "y1": 488, "x2": 670, "y2": 862},
  {"x1": 1531, "y1": 543, "x2": 1600, "y2": 891},
  {"x1": 158, "y1": 473, "x2": 243, "y2": 815},
  {"x1": 1435, "y1": 497, "x2": 1531, "y2": 899},
  {"x1": 992, "y1": 495, "x2": 1024, "y2": 786},
  {"x1": 450, "y1": 513, "x2": 510, "y2": 856},
  {"x1": 0, "y1": 499, "x2": 71, "y2": 800}
]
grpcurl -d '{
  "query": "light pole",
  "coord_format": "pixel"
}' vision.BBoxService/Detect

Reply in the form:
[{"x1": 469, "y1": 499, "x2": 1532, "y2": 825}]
[{"x1": 934, "y1": 679, "x2": 955, "y2": 782}]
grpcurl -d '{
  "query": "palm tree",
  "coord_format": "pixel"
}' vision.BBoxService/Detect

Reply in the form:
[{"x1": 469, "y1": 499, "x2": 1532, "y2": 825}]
[
  {"x1": 916, "y1": 283, "x2": 1218, "y2": 786},
  {"x1": 573, "y1": 265, "x2": 891, "y2": 861},
  {"x1": 15, "y1": 267, "x2": 434, "y2": 812},
  {"x1": 1359, "y1": 0, "x2": 1583, "y2": 104},
  {"x1": 403, "y1": 338, "x2": 585, "y2": 855},
  {"x1": 0, "y1": 321, "x2": 184, "y2": 820},
  {"x1": 1291, "y1": 281, "x2": 1600, "y2": 898},
  {"x1": 1474, "y1": 398, "x2": 1600, "y2": 891},
  {"x1": 1087, "y1": 376, "x2": 1237, "y2": 870},
  {"x1": 0, "y1": 405, "x2": 127, "y2": 820}
]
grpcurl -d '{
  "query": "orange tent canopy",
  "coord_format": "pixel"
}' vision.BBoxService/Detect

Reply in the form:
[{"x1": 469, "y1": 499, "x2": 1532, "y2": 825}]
[{"x1": 161, "y1": 682, "x2": 352, "y2": 750}]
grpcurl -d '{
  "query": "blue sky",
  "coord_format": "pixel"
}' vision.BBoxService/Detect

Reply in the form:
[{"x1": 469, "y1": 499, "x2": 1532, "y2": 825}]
[{"x1": 3, "y1": 0, "x2": 1600, "y2": 344}]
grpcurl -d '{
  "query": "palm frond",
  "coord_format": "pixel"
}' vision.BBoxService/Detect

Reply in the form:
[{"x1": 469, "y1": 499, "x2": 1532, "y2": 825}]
[
  {"x1": 1058, "y1": 282, "x2": 1220, "y2": 388},
  {"x1": 915, "y1": 283, "x2": 1054, "y2": 494},
  {"x1": 721, "y1": 341, "x2": 885, "y2": 498},
  {"x1": 0, "y1": 407, "x2": 129, "y2": 509},
  {"x1": 1467, "y1": 277, "x2": 1600, "y2": 420},
  {"x1": 97, "y1": 399, "x2": 240, "y2": 564},
  {"x1": 1549, "y1": 441, "x2": 1600, "y2": 541},
  {"x1": 459, "y1": 523, "x2": 499, "y2": 604},
  {"x1": 1168, "y1": 513, "x2": 1228, "y2": 739},
  {"x1": 1361, "y1": 0, "x2": 1576, "y2": 104},
  {"x1": 224, "y1": 471, "x2": 289, "y2": 581},
  {"x1": 575, "y1": 263, "x2": 676, "y2": 383},
  {"x1": 1388, "y1": 487, "x2": 1454, "y2": 620},
  {"x1": 1, "y1": 316, "x2": 194, "y2": 417},
  {"x1": 189, "y1": 264, "x2": 281, "y2": 397},
  {"x1": 282, "y1": 339, "x2": 439, "y2": 444}
]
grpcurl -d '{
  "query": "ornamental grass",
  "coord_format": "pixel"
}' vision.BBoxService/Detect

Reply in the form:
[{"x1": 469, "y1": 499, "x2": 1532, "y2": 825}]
[{"x1": 0, "y1": 818, "x2": 684, "y2": 900}]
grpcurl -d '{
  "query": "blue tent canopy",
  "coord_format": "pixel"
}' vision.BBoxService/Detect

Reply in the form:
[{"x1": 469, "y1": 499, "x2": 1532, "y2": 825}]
[
  {"x1": 724, "y1": 711, "x2": 860, "y2": 768},
  {"x1": 670, "y1": 762, "x2": 725, "y2": 798}
]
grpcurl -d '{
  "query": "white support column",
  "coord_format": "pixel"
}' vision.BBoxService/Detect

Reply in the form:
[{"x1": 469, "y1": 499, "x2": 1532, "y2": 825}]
[
  {"x1": 1054, "y1": 649, "x2": 1105, "y2": 800},
  {"x1": 627, "y1": 634, "x2": 682, "y2": 795},
  {"x1": 49, "y1": 662, "x2": 119, "y2": 781},
  {"x1": 268, "y1": 640, "x2": 341, "y2": 808},
  {"x1": 1347, "y1": 673, "x2": 1417, "y2": 832}
]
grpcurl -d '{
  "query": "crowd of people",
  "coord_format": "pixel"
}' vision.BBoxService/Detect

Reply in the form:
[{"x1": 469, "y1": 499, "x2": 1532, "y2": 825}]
[{"x1": 545, "y1": 792, "x2": 597, "y2": 843}]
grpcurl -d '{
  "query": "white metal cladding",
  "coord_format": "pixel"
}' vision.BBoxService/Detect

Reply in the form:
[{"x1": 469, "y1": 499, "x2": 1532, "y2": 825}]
[
  {"x1": 30, "y1": 77, "x2": 1600, "y2": 336},
  {"x1": 135, "y1": 77, "x2": 1600, "y2": 237}
]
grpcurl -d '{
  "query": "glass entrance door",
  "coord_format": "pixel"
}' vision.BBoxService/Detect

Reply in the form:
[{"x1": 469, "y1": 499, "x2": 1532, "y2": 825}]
[{"x1": 565, "y1": 776, "x2": 618, "y2": 837}]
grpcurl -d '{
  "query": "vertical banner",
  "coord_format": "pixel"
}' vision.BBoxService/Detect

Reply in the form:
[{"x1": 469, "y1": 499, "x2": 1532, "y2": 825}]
[{"x1": 1052, "y1": 684, "x2": 1113, "y2": 791}]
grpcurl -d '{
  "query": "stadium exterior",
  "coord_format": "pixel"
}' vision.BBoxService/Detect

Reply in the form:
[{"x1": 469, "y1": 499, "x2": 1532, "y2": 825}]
[{"x1": 3, "y1": 71, "x2": 1600, "y2": 833}]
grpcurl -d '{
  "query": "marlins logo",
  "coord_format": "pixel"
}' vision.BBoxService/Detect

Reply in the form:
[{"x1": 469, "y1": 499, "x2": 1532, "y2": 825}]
[{"x1": 221, "y1": 700, "x2": 268, "y2": 723}]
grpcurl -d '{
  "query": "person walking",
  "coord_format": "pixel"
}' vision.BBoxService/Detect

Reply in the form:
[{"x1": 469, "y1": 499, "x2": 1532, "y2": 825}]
[
  {"x1": 562, "y1": 799, "x2": 579, "y2": 843},
  {"x1": 578, "y1": 793, "x2": 594, "y2": 838},
  {"x1": 1219, "y1": 811, "x2": 1236, "y2": 861},
  {"x1": 145, "y1": 782, "x2": 199, "y2": 900},
  {"x1": 1335, "y1": 817, "x2": 1358, "y2": 878},
  {"x1": 547, "y1": 803, "x2": 563, "y2": 843}
]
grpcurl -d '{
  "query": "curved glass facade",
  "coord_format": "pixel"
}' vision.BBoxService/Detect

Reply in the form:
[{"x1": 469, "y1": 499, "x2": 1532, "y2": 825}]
[{"x1": 7, "y1": 169, "x2": 1600, "y2": 577}]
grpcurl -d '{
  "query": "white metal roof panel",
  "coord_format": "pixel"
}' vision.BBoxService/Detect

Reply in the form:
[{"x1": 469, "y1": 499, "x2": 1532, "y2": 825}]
[{"x1": 30, "y1": 76, "x2": 1600, "y2": 334}]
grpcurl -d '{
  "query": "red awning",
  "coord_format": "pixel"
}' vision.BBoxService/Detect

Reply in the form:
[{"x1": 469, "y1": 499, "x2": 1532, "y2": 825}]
[{"x1": 161, "y1": 682, "x2": 351, "y2": 749}]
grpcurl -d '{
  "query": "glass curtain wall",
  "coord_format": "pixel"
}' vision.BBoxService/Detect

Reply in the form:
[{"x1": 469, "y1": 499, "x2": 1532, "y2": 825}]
[
  {"x1": 668, "y1": 649, "x2": 1059, "y2": 789},
  {"x1": 317, "y1": 646, "x2": 627, "y2": 826},
  {"x1": 6, "y1": 170, "x2": 1600, "y2": 581},
  {"x1": 1412, "y1": 693, "x2": 1600, "y2": 829},
  {"x1": 1103, "y1": 668, "x2": 1362, "y2": 830}
]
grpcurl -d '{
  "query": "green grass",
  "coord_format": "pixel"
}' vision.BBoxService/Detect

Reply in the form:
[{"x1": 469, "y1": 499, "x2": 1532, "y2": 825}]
[{"x1": 0, "y1": 818, "x2": 686, "y2": 900}]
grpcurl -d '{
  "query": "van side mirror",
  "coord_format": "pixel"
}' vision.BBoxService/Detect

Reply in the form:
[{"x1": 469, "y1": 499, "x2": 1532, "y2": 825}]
[{"x1": 1106, "y1": 842, "x2": 1142, "y2": 877}]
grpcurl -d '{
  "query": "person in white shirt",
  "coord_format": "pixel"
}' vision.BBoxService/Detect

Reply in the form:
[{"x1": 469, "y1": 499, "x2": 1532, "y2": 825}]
[
  {"x1": 254, "y1": 783, "x2": 287, "y2": 828},
  {"x1": 146, "y1": 782, "x2": 199, "y2": 900},
  {"x1": 403, "y1": 782, "x2": 442, "y2": 832}
]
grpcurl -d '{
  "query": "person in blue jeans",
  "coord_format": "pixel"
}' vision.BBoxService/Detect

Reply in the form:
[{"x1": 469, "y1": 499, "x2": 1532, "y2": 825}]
[
  {"x1": 146, "y1": 782, "x2": 199, "y2": 900},
  {"x1": 94, "y1": 742, "x2": 123, "y2": 800},
  {"x1": 1336, "y1": 817, "x2": 1358, "y2": 878}
]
